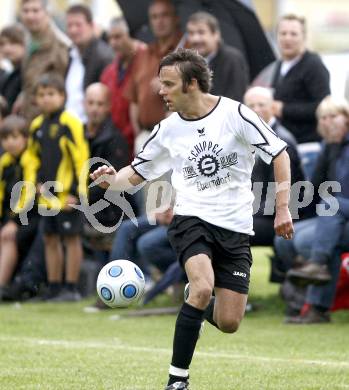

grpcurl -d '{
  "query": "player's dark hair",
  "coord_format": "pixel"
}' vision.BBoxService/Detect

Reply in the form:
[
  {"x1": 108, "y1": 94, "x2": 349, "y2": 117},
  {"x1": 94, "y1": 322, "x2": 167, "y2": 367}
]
[
  {"x1": 188, "y1": 11, "x2": 221, "y2": 35},
  {"x1": 66, "y1": 4, "x2": 93, "y2": 24},
  {"x1": 34, "y1": 73, "x2": 66, "y2": 95},
  {"x1": 159, "y1": 48, "x2": 212, "y2": 93},
  {"x1": 0, "y1": 115, "x2": 29, "y2": 140},
  {"x1": 0, "y1": 24, "x2": 26, "y2": 46}
]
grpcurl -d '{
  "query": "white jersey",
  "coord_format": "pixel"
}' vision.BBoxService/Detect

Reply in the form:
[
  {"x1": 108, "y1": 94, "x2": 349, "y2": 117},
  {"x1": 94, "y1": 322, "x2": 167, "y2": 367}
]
[{"x1": 131, "y1": 96, "x2": 287, "y2": 234}]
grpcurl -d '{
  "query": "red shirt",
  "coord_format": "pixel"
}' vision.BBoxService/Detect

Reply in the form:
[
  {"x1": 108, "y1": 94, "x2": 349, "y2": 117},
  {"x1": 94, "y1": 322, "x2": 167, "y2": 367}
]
[
  {"x1": 100, "y1": 41, "x2": 146, "y2": 153},
  {"x1": 126, "y1": 32, "x2": 183, "y2": 129}
]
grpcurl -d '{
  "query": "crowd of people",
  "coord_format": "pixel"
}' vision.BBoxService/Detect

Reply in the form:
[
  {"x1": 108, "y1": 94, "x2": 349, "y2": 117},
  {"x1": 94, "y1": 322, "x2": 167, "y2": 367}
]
[{"x1": 0, "y1": 0, "x2": 348, "y2": 325}]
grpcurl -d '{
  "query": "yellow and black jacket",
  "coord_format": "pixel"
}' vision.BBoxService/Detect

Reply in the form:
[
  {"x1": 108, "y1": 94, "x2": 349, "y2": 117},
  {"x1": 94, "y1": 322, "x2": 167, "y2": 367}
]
[
  {"x1": 0, "y1": 150, "x2": 39, "y2": 223},
  {"x1": 28, "y1": 109, "x2": 89, "y2": 210}
]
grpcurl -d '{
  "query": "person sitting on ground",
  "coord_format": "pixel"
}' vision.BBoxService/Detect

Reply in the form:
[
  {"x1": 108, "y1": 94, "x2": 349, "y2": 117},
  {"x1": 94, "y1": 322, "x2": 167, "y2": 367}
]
[
  {"x1": 244, "y1": 86, "x2": 304, "y2": 247},
  {"x1": 280, "y1": 97, "x2": 349, "y2": 324},
  {"x1": 85, "y1": 82, "x2": 129, "y2": 231},
  {"x1": 0, "y1": 115, "x2": 40, "y2": 300},
  {"x1": 287, "y1": 97, "x2": 349, "y2": 285}
]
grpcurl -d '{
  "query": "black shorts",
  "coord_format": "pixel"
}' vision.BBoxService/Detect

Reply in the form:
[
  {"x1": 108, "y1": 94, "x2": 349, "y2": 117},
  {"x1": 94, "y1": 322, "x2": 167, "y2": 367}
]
[
  {"x1": 167, "y1": 215, "x2": 252, "y2": 294},
  {"x1": 42, "y1": 209, "x2": 84, "y2": 236}
]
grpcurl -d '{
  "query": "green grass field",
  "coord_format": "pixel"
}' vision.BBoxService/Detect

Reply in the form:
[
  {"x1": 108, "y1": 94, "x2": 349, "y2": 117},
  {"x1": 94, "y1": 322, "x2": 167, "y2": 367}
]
[{"x1": 1, "y1": 247, "x2": 349, "y2": 390}]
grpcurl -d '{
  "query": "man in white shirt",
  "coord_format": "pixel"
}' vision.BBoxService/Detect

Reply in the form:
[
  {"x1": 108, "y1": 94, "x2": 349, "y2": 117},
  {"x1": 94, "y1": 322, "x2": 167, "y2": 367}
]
[
  {"x1": 90, "y1": 48, "x2": 294, "y2": 390},
  {"x1": 65, "y1": 4, "x2": 113, "y2": 123}
]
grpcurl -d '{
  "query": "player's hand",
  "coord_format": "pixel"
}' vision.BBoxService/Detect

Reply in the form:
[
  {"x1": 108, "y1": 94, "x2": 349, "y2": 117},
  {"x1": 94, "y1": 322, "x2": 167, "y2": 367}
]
[
  {"x1": 64, "y1": 195, "x2": 78, "y2": 211},
  {"x1": 274, "y1": 206, "x2": 294, "y2": 240},
  {"x1": 90, "y1": 165, "x2": 117, "y2": 189}
]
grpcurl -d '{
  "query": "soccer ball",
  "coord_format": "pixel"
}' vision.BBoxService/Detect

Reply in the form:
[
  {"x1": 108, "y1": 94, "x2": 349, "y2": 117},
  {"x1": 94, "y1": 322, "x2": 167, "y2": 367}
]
[{"x1": 96, "y1": 259, "x2": 145, "y2": 308}]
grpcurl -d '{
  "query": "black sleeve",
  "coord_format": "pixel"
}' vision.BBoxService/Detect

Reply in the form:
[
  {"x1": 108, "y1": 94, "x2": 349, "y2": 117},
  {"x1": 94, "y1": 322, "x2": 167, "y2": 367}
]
[
  {"x1": 106, "y1": 133, "x2": 129, "y2": 171},
  {"x1": 222, "y1": 50, "x2": 249, "y2": 101},
  {"x1": 311, "y1": 146, "x2": 328, "y2": 189},
  {"x1": 282, "y1": 56, "x2": 330, "y2": 121},
  {"x1": 88, "y1": 133, "x2": 129, "y2": 205}
]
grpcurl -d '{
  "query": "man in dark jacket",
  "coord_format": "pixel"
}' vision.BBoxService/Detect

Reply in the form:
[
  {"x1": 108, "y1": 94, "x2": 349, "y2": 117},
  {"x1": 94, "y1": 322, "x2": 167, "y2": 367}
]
[
  {"x1": 84, "y1": 83, "x2": 129, "y2": 228},
  {"x1": 244, "y1": 86, "x2": 304, "y2": 246},
  {"x1": 65, "y1": 4, "x2": 114, "y2": 123},
  {"x1": 186, "y1": 11, "x2": 249, "y2": 102},
  {"x1": 253, "y1": 14, "x2": 330, "y2": 143}
]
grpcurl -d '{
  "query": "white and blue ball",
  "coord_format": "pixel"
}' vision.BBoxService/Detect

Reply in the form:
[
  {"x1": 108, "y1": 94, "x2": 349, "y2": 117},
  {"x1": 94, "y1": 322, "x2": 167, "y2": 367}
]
[{"x1": 96, "y1": 259, "x2": 145, "y2": 308}]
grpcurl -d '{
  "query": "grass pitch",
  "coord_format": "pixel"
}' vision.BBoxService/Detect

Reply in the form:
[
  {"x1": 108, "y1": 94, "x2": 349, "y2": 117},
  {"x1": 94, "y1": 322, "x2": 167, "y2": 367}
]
[{"x1": 0, "y1": 247, "x2": 348, "y2": 390}]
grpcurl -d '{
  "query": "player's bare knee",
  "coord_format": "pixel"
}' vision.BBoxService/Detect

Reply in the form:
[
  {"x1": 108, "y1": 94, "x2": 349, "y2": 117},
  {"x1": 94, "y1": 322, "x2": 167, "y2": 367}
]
[
  {"x1": 0, "y1": 226, "x2": 16, "y2": 242},
  {"x1": 188, "y1": 283, "x2": 213, "y2": 308},
  {"x1": 218, "y1": 318, "x2": 241, "y2": 334}
]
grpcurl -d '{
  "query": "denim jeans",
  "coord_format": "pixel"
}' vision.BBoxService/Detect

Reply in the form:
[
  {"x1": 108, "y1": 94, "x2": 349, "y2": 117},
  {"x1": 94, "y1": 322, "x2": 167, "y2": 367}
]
[
  {"x1": 110, "y1": 215, "x2": 175, "y2": 277},
  {"x1": 137, "y1": 225, "x2": 176, "y2": 273},
  {"x1": 274, "y1": 213, "x2": 349, "y2": 310},
  {"x1": 310, "y1": 197, "x2": 349, "y2": 264},
  {"x1": 306, "y1": 251, "x2": 342, "y2": 309},
  {"x1": 110, "y1": 215, "x2": 156, "y2": 276},
  {"x1": 274, "y1": 218, "x2": 316, "y2": 271}
]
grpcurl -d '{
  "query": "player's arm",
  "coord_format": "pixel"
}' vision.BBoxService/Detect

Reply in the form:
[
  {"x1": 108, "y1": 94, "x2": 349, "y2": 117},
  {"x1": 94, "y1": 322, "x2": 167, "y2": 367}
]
[
  {"x1": 273, "y1": 149, "x2": 294, "y2": 240},
  {"x1": 90, "y1": 165, "x2": 145, "y2": 191}
]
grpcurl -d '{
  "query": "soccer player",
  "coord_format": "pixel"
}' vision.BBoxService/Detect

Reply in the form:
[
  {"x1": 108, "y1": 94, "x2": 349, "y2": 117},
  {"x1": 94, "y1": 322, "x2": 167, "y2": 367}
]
[{"x1": 90, "y1": 48, "x2": 294, "y2": 390}]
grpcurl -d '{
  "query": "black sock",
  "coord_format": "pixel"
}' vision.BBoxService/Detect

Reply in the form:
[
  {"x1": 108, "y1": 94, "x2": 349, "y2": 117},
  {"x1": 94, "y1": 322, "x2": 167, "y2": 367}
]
[
  {"x1": 168, "y1": 374, "x2": 189, "y2": 386},
  {"x1": 168, "y1": 302, "x2": 204, "y2": 385},
  {"x1": 48, "y1": 282, "x2": 61, "y2": 296},
  {"x1": 65, "y1": 282, "x2": 77, "y2": 292},
  {"x1": 204, "y1": 297, "x2": 219, "y2": 329}
]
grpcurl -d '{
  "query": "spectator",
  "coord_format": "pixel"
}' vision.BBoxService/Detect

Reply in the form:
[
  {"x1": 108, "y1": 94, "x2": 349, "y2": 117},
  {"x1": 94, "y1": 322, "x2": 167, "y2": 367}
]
[
  {"x1": 287, "y1": 97, "x2": 349, "y2": 284},
  {"x1": 100, "y1": 17, "x2": 146, "y2": 155},
  {"x1": 65, "y1": 4, "x2": 114, "y2": 123},
  {"x1": 186, "y1": 11, "x2": 249, "y2": 101},
  {"x1": 0, "y1": 25, "x2": 26, "y2": 112},
  {"x1": 18, "y1": 0, "x2": 69, "y2": 120},
  {"x1": 85, "y1": 82, "x2": 129, "y2": 229},
  {"x1": 253, "y1": 14, "x2": 330, "y2": 143},
  {"x1": 275, "y1": 96, "x2": 349, "y2": 323},
  {"x1": 0, "y1": 115, "x2": 39, "y2": 300},
  {"x1": 244, "y1": 86, "x2": 304, "y2": 246},
  {"x1": 27, "y1": 73, "x2": 89, "y2": 301},
  {"x1": 126, "y1": 0, "x2": 182, "y2": 151}
]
